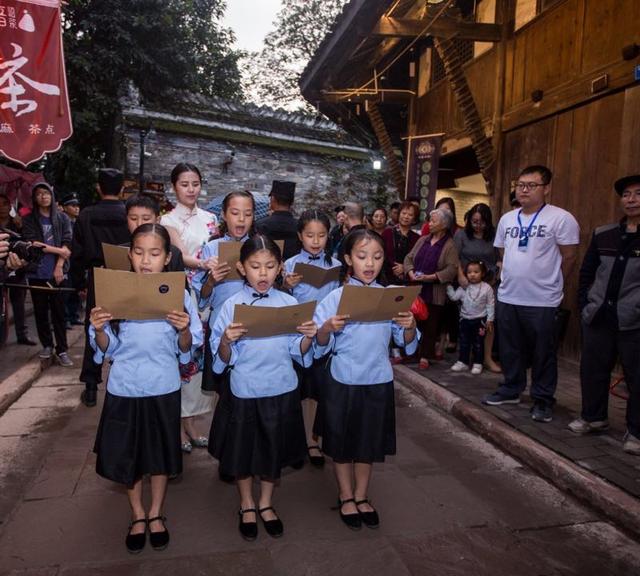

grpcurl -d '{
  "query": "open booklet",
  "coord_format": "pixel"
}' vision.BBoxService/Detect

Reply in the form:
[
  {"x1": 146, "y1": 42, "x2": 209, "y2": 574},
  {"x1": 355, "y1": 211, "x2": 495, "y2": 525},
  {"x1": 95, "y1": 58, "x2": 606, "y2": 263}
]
[
  {"x1": 217, "y1": 240, "x2": 285, "y2": 281},
  {"x1": 232, "y1": 300, "x2": 317, "y2": 338},
  {"x1": 292, "y1": 262, "x2": 341, "y2": 288},
  {"x1": 336, "y1": 284, "x2": 421, "y2": 323},
  {"x1": 94, "y1": 268, "x2": 185, "y2": 320},
  {"x1": 101, "y1": 243, "x2": 131, "y2": 271}
]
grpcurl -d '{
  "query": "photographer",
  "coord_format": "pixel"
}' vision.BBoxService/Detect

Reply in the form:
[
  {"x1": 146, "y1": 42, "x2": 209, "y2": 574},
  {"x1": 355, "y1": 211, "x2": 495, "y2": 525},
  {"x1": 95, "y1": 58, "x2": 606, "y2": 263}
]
[{"x1": 22, "y1": 183, "x2": 73, "y2": 366}]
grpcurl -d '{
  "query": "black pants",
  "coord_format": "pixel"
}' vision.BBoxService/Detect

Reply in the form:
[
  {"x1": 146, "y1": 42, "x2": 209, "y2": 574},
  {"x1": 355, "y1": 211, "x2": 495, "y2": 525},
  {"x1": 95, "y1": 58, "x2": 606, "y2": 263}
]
[
  {"x1": 80, "y1": 272, "x2": 102, "y2": 390},
  {"x1": 63, "y1": 278, "x2": 81, "y2": 323},
  {"x1": 418, "y1": 304, "x2": 444, "y2": 360},
  {"x1": 9, "y1": 270, "x2": 28, "y2": 339},
  {"x1": 458, "y1": 317, "x2": 486, "y2": 365},
  {"x1": 29, "y1": 278, "x2": 67, "y2": 354},
  {"x1": 497, "y1": 302, "x2": 558, "y2": 407},
  {"x1": 580, "y1": 313, "x2": 640, "y2": 438}
]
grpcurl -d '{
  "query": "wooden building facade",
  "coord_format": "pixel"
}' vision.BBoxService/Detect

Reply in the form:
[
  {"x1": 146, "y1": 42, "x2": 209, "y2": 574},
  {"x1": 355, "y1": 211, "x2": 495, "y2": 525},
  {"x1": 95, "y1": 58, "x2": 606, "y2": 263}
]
[{"x1": 300, "y1": 0, "x2": 640, "y2": 358}]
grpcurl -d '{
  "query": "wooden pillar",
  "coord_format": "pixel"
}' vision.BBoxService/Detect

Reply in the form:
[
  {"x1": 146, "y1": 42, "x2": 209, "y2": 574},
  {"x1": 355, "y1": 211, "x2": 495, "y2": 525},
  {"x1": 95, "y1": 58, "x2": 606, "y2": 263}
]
[{"x1": 367, "y1": 102, "x2": 406, "y2": 194}]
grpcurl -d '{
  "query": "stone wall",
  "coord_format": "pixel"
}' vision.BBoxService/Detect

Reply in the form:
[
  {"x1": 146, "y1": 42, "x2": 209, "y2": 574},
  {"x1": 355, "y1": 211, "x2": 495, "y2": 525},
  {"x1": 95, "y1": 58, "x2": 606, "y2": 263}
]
[{"x1": 123, "y1": 128, "x2": 396, "y2": 216}]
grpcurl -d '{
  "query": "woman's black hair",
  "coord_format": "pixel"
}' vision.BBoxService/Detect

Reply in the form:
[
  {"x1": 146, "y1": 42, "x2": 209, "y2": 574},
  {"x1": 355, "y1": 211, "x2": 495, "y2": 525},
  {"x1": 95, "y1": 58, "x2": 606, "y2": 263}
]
[
  {"x1": 170, "y1": 163, "x2": 202, "y2": 186},
  {"x1": 339, "y1": 228, "x2": 386, "y2": 284},
  {"x1": 372, "y1": 206, "x2": 388, "y2": 219},
  {"x1": 464, "y1": 259, "x2": 487, "y2": 278},
  {"x1": 297, "y1": 209, "x2": 333, "y2": 265},
  {"x1": 239, "y1": 233, "x2": 282, "y2": 264},
  {"x1": 435, "y1": 197, "x2": 457, "y2": 223},
  {"x1": 463, "y1": 203, "x2": 495, "y2": 242},
  {"x1": 130, "y1": 223, "x2": 171, "y2": 263},
  {"x1": 217, "y1": 190, "x2": 256, "y2": 238}
]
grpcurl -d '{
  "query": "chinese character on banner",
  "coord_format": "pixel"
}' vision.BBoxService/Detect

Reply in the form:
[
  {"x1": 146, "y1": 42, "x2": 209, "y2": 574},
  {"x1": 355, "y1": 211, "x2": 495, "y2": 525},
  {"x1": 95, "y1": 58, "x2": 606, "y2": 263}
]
[
  {"x1": 404, "y1": 134, "x2": 443, "y2": 222},
  {"x1": 0, "y1": 1, "x2": 72, "y2": 166}
]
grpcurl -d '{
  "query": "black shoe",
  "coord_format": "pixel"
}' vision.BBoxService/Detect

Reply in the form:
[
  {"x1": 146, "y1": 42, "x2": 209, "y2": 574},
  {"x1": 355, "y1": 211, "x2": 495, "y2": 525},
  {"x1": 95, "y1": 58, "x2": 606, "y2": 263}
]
[
  {"x1": 258, "y1": 506, "x2": 283, "y2": 538},
  {"x1": 65, "y1": 322, "x2": 72, "y2": 331},
  {"x1": 71, "y1": 319, "x2": 84, "y2": 326},
  {"x1": 335, "y1": 498, "x2": 362, "y2": 531},
  {"x1": 291, "y1": 459, "x2": 305, "y2": 470},
  {"x1": 80, "y1": 389, "x2": 97, "y2": 407},
  {"x1": 307, "y1": 445, "x2": 325, "y2": 468},
  {"x1": 355, "y1": 498, "x2": 380, "y2": 529},
  {"x1": 238, "y1": 508, "x2": 258, "y2": 541},
  {"x1": 125, "y1": 518, "x2": 147, "y2": 554},
  {"x1": 148, "y1": 516, "x2": 169, "y2": 550},
  {"x1": 17, "y1": 336, "x2": 37, "y2": 346}
]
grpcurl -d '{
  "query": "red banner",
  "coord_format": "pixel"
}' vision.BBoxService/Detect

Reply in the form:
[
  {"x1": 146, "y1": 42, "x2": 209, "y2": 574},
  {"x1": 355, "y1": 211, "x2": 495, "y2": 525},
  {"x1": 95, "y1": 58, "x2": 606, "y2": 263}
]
[
  {"x1": 0, "y1": 0, "x2": 72, "y2": 166},
  {"x1": 404, "y1": 134, "x2": 442, "y2": 223}
]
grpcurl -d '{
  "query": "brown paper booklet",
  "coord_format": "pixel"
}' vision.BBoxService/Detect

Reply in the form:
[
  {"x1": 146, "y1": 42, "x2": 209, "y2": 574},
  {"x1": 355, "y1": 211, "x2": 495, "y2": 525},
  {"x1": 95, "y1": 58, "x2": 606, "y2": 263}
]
[
  {"x1": 336, "y1": 284, "x2": 420, "y2": 323},
  {"x1": 217, "y1": 240, "x2": 285, "y2": 281},
  {"x1": 102, "y1": 243, "x2": 131, "y2": 271},
  {"x1": 94, "y1": 268, "x2": 185, "y2": 320},
  {"x1": 233, "y1": 300, "x2": 316, "y2": 338},
  {"x1": 292, "y1": 263, "x2": 341, "y2": 288}
]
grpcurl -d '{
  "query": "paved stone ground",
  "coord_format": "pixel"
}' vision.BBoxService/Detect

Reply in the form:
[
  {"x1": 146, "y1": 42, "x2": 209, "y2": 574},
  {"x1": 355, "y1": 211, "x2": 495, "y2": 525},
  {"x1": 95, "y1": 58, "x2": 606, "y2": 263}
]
[
  {"x1": 1, "y1": 342, "x2": 640, "y2": 575},
  {"x1": 404, "y1": 355, "x2": 640, "y2": 498}
]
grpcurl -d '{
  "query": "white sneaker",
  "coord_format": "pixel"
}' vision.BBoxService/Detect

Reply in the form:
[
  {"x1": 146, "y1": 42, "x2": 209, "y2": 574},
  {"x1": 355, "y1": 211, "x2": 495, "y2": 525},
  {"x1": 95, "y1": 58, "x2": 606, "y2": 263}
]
[
  {"x1": 451, "y1": 361, "x2": 468, "y2": 372},
  {"x1": 471, "y1": 364, "x2": 483, "y2": 375}
]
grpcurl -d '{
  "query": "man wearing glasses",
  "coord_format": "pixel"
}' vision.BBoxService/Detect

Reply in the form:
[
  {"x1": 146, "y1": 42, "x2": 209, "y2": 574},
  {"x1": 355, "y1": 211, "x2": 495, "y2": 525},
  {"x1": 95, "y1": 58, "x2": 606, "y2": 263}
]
[
  {"x1": 483, "y1": 165, "x2": 579, "y2": 423},
  {"x1": 569, "y1": 175, "x2": 640, "y2": 455}
]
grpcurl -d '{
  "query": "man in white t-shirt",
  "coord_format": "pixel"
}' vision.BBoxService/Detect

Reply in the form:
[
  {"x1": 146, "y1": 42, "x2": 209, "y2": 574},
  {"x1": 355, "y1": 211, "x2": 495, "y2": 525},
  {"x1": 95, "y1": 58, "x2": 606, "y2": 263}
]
[{"x1": 483, "y1": 165, "x2": 580, "y2": 423}]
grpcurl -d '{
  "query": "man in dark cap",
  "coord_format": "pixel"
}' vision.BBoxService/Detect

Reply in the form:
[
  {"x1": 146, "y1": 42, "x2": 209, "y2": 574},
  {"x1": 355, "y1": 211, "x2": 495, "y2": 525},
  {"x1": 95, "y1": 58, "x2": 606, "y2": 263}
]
[
  {"x1": 60, "y1": 193, "x2": 82, "y2": 328},
  {"x1": 570, "y1": 174, "x2": 640, "y2": 455},
  {"x1": 61, "y1": 193, "x2": 80, "y2": 225},
  {"x1": 256, "y1": 180, "x2": 301, "y2": 260},
  {"x1": 70, "y1": 168, "x2": 130, "y2": 407}
]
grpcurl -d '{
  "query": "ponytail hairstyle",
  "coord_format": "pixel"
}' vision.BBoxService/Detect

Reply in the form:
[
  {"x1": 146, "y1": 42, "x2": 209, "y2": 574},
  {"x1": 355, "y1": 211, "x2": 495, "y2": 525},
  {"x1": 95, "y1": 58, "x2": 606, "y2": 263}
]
[
  {"x1": 130, "y1": 223, "x2": 171, "y2": 271},
  {"x1": 217, "y1": 190, "x2": 256, "y2": 239},
  {"x1": 239, "y1": 233, "x2": 282, "y2": 264},
  {"x1": 170, "y1": 162, "x2": 202, "y2": 186},
  {"x1": 297, "y1": 209, "x2": 333, "y2": 265},
  {"x1": 338, "y1": 227, "x2": 385, "y2": 284}
]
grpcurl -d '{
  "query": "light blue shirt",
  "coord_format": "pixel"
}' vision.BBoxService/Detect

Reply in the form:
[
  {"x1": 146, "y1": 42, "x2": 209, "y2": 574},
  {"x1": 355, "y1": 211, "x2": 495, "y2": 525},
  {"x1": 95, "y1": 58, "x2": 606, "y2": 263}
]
[
  {"x1": 313, "y1": 278, "x2": 419, "y2": 385},
  {"x1": 89, "y1": 290, "x2": 204, "y2": 398},
  {"x1": 191, "y1": 234, "x2": 248, "y2": 325},
  {"x1": 211, "y1": 284, "x2": 313, "y2": 399},
  {"x1": 284, "y1": 249, "x2": 341, "y2": 304}
]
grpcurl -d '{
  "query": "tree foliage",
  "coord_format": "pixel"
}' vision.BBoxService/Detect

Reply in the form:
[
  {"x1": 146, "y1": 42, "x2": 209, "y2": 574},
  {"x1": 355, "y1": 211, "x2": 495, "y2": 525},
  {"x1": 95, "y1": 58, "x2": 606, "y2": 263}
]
[
  {"x1": 242, "y1": 0, "x2": 348, "y2": 112},
  {"x1": 46, "y1": 0, "x2": 243, "y2": 200}
]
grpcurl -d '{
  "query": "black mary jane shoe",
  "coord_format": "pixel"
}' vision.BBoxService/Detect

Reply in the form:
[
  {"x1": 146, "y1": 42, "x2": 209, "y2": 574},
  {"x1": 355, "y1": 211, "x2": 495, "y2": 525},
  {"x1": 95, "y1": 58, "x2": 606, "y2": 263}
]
[
  {"x1": 148, "y1": 516, "x2": 170, "y2": 550},
  {"x1": 334, "y1": 498, "x2": 362, "y2": 531},
  {"x1": 307, "y1": 445, "x2": 325, "y2": 468},
  {"x1": 259, "y1": 506, "x2": 284, "y2": 538},
  {"x1": 125, "y1": 518, "x2": 147, "y2": 554},
  {"x1": 355, "y1": 498, "x2": 380, "y2": 529},
  {"x1": 238, "y1": 508, "x2": 258, "y2": 541}
]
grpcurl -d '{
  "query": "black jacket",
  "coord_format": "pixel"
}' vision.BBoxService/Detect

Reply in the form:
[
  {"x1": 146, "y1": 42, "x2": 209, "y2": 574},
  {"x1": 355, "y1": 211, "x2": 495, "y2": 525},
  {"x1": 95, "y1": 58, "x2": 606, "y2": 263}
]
[{"x1": 256, "y1": 210, "x2": 301, "y2": 261}]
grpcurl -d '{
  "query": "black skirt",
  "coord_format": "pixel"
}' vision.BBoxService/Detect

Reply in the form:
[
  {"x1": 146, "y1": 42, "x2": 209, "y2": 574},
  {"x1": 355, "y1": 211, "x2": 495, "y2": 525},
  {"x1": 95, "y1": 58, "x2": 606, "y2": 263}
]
[
  {"x1": 201, "y1": 327, "x2": 224, "y2": 393},
  {"x1": 94, "y1": 389, "x2": 182, "y2": 486},
  {"x1": 209, "y1": 376, "x2": 306, "y2": 479},
  {"x1": 314, "y1": 366, "x2": 396, "y2": 463},
  {"x1": 294, "y1": 356, "x2": 327, "y2": 401}
]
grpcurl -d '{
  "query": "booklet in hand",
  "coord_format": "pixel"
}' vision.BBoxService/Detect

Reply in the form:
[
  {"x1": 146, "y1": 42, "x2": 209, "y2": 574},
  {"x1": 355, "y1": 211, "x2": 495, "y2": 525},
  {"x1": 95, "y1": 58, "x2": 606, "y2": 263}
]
[
  {"x1": 102, "y1": 243, "x2": 131, "y2": 271},
  {"x1": 292, "y1": 262, "x2": 341, "y2": 288},
  {"x1": 336, "y1": 284, "x2": 420, "y2": 323},
  {"x1": 217, "y1": 240, "x2": 286, "y2": 281},
  {"x1": 94, "y1": 268, "x2": 185, "y2": 320},
  {"x1": 233, "y1": 300, "x2": 316, "y2": 338}
]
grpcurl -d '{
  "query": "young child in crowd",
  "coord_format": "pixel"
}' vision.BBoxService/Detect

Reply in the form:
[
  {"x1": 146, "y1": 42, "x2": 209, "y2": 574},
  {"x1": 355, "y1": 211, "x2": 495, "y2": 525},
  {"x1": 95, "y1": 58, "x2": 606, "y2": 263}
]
[
  {"x1": 447, "y1": 260, "x2": 495, "y2": 375},
  {"x1": 89, "y1": 224, "x2": 203, "y2": 553},
  {"x1": 187, "y1": 191, "x2": 255, "y2": 454},
  {"x1": 313, "y1": 229, "x2": 419, "y2": 530},
  {"x1": 283, "y1": 210, "x2": 341, "y2": 467},
  {"x1": 209, "y1": 235, "x2": 317, "y2": 541}
]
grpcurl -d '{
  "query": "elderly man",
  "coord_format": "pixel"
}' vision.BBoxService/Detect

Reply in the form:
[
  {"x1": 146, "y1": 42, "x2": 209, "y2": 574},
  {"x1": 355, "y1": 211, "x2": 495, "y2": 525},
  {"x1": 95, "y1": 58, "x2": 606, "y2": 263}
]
[
  {"x1": 569, "y1": 175, "x2": 640, "y2": 454},
  {"x1": 483, "y1": 165, "x2": 580, "y2": 423}
]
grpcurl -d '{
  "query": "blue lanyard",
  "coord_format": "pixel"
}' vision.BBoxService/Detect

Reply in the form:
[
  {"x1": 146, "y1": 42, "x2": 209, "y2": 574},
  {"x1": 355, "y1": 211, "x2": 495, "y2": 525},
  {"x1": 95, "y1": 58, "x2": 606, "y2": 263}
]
[{"x1": 517, "y1": 204, "x2": 545, "y2": 247}]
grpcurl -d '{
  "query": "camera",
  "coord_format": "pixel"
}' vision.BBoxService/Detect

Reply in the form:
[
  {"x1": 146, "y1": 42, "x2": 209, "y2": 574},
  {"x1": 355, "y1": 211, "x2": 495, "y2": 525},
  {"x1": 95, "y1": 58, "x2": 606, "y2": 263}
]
[{"x1": 0, "y1": 228, "x2": 43, "y2": 263}]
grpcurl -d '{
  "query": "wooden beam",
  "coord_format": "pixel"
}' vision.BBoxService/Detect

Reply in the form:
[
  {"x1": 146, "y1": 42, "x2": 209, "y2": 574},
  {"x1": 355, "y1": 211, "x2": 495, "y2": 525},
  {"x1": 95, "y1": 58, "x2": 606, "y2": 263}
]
[
  {"x1": 373, "y1": 17, "x2": 502, "y2": 42},
  {"x1": 320, "y1": 89, "x2": 414, "y2": 104}
]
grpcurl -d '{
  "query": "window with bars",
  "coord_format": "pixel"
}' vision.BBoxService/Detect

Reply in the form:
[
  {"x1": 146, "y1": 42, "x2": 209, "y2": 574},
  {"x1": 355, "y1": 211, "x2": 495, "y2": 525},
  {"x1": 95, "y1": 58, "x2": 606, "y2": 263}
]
[{"x1": 430, "y1": 38, "x2": 474, "y2": 85}]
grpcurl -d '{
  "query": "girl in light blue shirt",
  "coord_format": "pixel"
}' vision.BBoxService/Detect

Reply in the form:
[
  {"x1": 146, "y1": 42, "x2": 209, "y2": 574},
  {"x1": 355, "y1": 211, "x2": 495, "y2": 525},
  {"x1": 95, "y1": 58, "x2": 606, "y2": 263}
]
[
  {"x1": 283, "y1": 210, "x2": 341, "y2": 468},
  {"x1": 314, "y1": 228, "x2": 418, "y2": 531},
  {"x1": 190, "y1": 190, "x2": 255, "y2": 405},
  {"x1": 89, "y1": 224, "x2": 203, "y2": 554},
  {"x1": 209, "y1": 235, "x2": 317, "y2": 541}
]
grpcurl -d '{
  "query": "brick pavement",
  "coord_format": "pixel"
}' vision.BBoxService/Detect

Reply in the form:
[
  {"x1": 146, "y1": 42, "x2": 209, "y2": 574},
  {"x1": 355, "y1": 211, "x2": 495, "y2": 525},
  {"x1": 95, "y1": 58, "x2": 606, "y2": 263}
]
[{"x1": 403, "y1": 354, "x2": 640, "y2": 498}]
